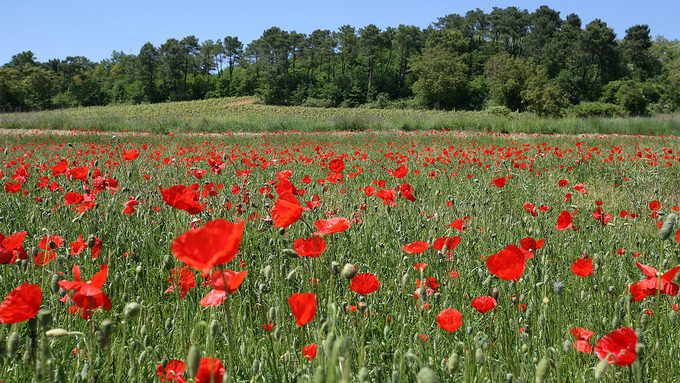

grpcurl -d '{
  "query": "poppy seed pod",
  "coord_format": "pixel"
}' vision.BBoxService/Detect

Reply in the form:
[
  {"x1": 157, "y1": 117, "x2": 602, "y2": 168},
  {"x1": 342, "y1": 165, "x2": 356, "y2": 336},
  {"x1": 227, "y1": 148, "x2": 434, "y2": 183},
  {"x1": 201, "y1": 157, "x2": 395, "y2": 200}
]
[
  {"x1": 562, "y1": 340, "x2": 573, "y2": 353},
  {"x1": 87, "y1": 235, "x2": 96, "y2": 248},
  {"x1": 124, "y1": 302, "x2": 141, "y2": 319},
  {"x1": 342, "y1": 263, "x2": 357, "y2": 279},
  {"x1": 417, "y1": 367, "x2": 439, "y2": 383},
  {"x1": 535, "y1": 357, "x2": 550, "y2": 383},
  {"x1": 186, "y1": 345, "x2": 201, "y2": 378},
  {"x1": 594, "y1": 356, "x2": 610, "y2": 378}
]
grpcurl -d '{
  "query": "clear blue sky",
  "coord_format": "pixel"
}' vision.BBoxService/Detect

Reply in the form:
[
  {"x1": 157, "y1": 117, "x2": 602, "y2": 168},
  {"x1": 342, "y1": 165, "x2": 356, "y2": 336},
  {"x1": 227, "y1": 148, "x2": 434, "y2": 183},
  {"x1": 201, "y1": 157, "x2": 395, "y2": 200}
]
[{"x1": 2, "y1": 0, "x2": 679, "y2": 65}]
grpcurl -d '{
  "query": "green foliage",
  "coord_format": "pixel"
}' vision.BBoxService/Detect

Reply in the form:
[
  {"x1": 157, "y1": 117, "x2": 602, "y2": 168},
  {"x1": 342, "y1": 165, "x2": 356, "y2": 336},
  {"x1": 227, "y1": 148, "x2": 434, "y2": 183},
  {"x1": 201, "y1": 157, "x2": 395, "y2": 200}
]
[{"x1": 566, "y1": 101, "x2": 627, "y2": 118}]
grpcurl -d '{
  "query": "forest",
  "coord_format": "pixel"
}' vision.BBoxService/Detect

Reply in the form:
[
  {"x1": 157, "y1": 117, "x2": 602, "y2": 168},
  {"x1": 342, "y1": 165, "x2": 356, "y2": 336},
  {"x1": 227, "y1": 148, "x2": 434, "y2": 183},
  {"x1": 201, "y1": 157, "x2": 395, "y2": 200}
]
[{"x1": 2, "y1": 6, "x2": 680, "y2": 117}]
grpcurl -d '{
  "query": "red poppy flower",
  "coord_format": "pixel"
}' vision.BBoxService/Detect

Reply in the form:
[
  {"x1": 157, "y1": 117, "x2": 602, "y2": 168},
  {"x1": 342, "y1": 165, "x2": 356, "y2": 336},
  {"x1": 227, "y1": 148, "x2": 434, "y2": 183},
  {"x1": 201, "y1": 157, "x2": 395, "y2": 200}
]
[
  {"x1": 519, "y1": 237, "x2": 544, "y2": 254},
  {"x1": 70, "y1": 235, "x2": 87, "y2": 255},
  {"x1": 649, "y1": 200, "x2": 661, "y2": 211},
  {"x1": 271, "y1": 193, "x2": 308, "y2": 228},
  {"x1": 4, "y1": 182, "x2": 22, "y2": 193},
  {"x1": 414, "y1": 263, "x2": 428, "y2": 270},
  {"x1": 313, "y1": 218, "x2": 350, "y2": 236},
  {"x1": 392, "y1": 164, "x2": 408, "y2": 179},
  {"x1": 486, "y1": 244, "x2": 527, "y2": 281},
  {"x1": 375, "y1": 188, "x2": 396, "y2": 205},
  {"x1": 293, "y1": 236, "x2": 326, "y2": 258},
  {"x1": 165, "y1": 267, "x2": 196, "y2": 299},
  {"x1": 157, "y1": 360, "x2": 185, "y2": 382},
  {"x1": 329, "y1": 159, "x2": 345, "y2": 173},
  {"x1": 400, "y1": 183, "x2": 416, "y2": 201},
  {"x1": 571, "y1": 327, "x2": 594, "y2": 353},
  {"x1": 556, "y1": 210, "x2": 573, "y2": 230},
  {"x1": 447, "y1": 217, "x2": 470, "y2": 231},
  {"x1": 433, "y1": 236, "x2": 461, "y2": 251},
  {"x1": 629, "y1": 262, "x2": 680, "y2": 301},
  {"x1": 200, "y1": 269, "x2": 247, "y2": 307},
  {"x1": 402, "y1": 241, "x2": 430, "y2": 254},
  {"x1": 573, "y1": 183, "x2": 588, "y2": 194},
  {"x1": 122, "y1": 149, "x2": 140, "y2": 161},
  {"x1": 68, "y1": 166, "x2": 89, "y2": 181},
  {"x1": 364, "y1": 186, "x2": 376, "y2": 197},
  {"x1": 0, "y1": 231, "x2": 28, "y2": 264},
  {"x1": 492, "y1": 177, "x2": 506, "y2": 188},
  {"x1": 123, "y1": 197, "x2": 139, "y2": 215},
  {"x1": 302, "y1": 343, "x2": 318, "y2": 360},
  {"x1": 194, "y1": 358, "x2": 225, "y2": 383},
  {"x1": 39, "y1": 235, "x2": 65, "y2": 250},
  {"x1": 59, "y1": 264, "x2": 111, "y2": 319},
  {"x1": 595, "y1": 327, "x2": 637, "y2": 366},
  {"x1": 0, "y1": 282, "x2": 42, "y2": 324},
  {"x1": 471, "y1": 296, "x2": 497, "y2": 313},
  {"x1": 558, "y1": 179, "x2": 569, "y2": 187},
  {"x1": 571, "y1": 256, "x2": 593, "y2": 277},
  {"x1": 159, "y1": 185, "x2": 204, "y2": 215},
  {"x1": 436, "y1": 308, "x2": 462, "y2": 332},
  {"x1": 349, "y1": 273, "x2": 380, "y2": 295},
  {"x1": 523, "y1": 202, "x2": 538, "y2": 217},
  {"x1": 288, "y1": 293, "x2": 316, "y2": 326},
  {"x1": 64, "y1": 192, "x2": 84, "y2": 205},
  {"x1": 171, "y1": 219, "x2": 245, "y2": 275}
]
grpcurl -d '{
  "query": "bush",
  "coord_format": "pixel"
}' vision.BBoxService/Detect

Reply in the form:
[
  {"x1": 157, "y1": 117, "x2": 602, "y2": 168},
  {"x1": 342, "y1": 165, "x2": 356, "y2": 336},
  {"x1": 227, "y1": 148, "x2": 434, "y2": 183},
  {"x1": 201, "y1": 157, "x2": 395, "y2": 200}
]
[{"x1": 567, "y1": 102, "x2": 627, "y2": 118}]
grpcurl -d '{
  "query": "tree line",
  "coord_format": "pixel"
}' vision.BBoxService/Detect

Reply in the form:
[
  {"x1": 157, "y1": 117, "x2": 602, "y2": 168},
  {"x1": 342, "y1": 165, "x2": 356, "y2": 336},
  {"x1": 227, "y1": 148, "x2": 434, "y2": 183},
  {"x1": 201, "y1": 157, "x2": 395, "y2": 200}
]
[{"x1": 2, "y1": 6, "x2": 680, "y2": 117}]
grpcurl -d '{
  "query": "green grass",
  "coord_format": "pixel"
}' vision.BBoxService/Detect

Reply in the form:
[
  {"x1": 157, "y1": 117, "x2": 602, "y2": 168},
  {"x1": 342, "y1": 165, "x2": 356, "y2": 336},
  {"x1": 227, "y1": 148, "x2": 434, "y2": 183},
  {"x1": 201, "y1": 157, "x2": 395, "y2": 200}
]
[
  {"x1": 0, "y1": 129, "x2": 679, "y2": 382},
  {"x1": 1, "y1": 97, "x2": 680, "y2": 136}
]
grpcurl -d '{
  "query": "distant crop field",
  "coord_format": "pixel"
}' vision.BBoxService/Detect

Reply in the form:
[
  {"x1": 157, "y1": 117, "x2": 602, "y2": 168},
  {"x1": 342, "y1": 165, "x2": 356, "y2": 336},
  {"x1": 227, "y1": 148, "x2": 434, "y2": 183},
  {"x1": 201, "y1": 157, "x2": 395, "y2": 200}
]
[
  {"x1": 0, "y1": 128, "x2": 679, "y2": 382},
  {"x1": 1, "y1": 97, "x2": 680, "y2": 136}
]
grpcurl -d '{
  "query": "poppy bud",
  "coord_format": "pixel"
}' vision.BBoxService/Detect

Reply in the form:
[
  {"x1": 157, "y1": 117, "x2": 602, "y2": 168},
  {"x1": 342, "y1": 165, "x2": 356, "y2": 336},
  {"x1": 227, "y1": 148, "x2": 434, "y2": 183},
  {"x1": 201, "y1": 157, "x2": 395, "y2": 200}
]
[
  {"x1": 286, "y1": 267, "x2": 299, "y2": 280},
  {"x1": 535, "y1": 357, "x2": 550, "y2": 383},
  {"x1": 209, "y1": 319, "x2": 220, "y2": 339},
  {"x1": 263, "y1": 265, "x2": 273, "y2": 280},
  {"x1": 165, "y1": 318, "x2": 174, "y2": 332},
  {"x1": 124, "y1": 302, "x2": 141, "y2": 319},
  {"x1": 279, "y1": 228, "x2": 286, "y2": 236},
  {"x1": 417, "y1": 367, "x2": 439, "y2": 383},
  {"x1": 358, "y1": 301, "x2": 368, "y2": 313},
  {"x1": 268, "y1": 307, "x2": 276, "y2": 320},
  {"x1": 594, "y1": 356, "x2": 610, "y2": 378},
  {"x1": 342, "y1": 263, "x2": 357, "y2": 279},
  {"x1": 186, "y1": 345, "x2": 201, "y2": 378},
  {"x1": 87, "y1": 235, "x2": 96, "y2": 248},
  {"x1": 7, "y1": 332, "x2": 19, "y2": 358},
  {"x1": 252, "y1": 359, "x2": 260, "y2": 375},
  {"x1": 330, "y1": 261, "x2": 340, "y2": 275},
  {"x1": 562, "y1": 340, "x2": 573, "y2": 354},
  {"x1": 45, "y1": 329, "x2": 68, "y2": 338},
  {"x1": 406, "y1": 348, "x2": 418, "y2": 362},
  {"x1": 447, "y1": 351, "x2": 459, "y2": 373},
  {"x1": 391, "y1": 370, "x2": 400, "y2": 383},
  {"x1": 659, "y1": 213, "x2": 676, "y2": 240},
  {"x1": 522, "y1": 344, "x2": 529, "y2": 353},
  {"x1": 283, "y1": 249, "x2": 297, "y2": 258},
  {"x1": 506, "y1": 373, "x2": 514, "y2": 382},
  {"x1": 162, "y1": 254, "x2": 174, "y2": 270},
  {"x1": 491, "y1": 287, "x2": 499, "y2": 300},
  {"x1": 401, "y1": 273, "x2": 410, "y2": 290},
  {"x1": 475, "y1": 348, "x2": 485, "y2": 365},
  {"x1": 611, "y1": 316, "x2": 620, "y2": 328},
  {"x1": 358, "y1": 367, "x2": 369, "y2": 382}
]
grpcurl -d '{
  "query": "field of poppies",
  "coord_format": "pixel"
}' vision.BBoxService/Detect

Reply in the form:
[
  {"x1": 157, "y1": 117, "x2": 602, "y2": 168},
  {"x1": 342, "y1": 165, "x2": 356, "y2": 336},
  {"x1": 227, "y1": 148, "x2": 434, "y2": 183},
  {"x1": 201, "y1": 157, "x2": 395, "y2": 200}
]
[{"x1": 0, "y1": 127, "x2": 679, "y2": 382}]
